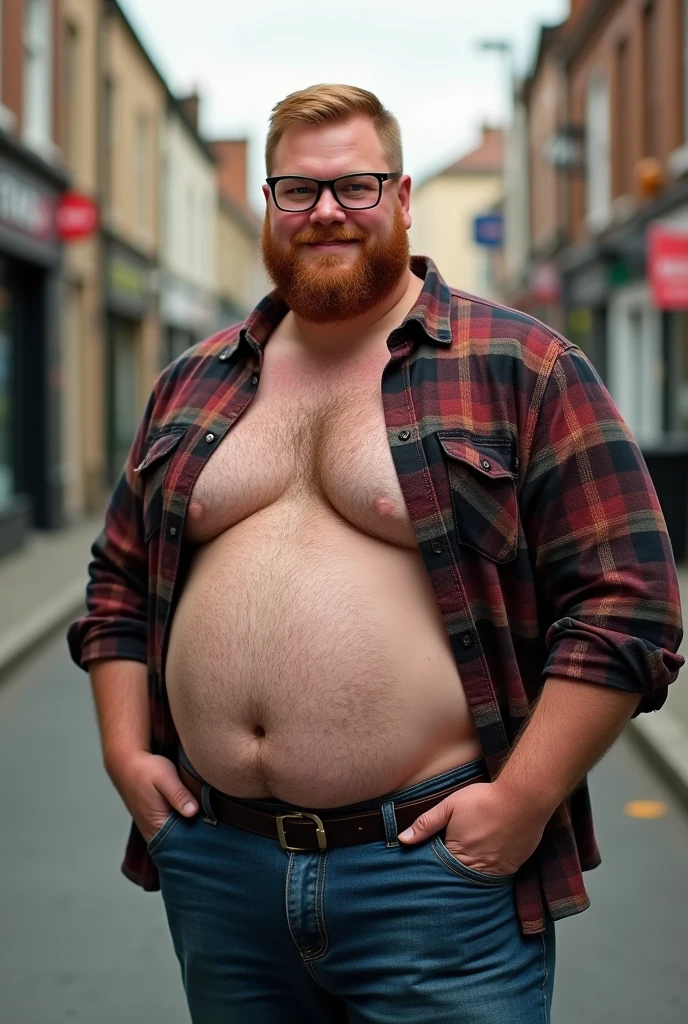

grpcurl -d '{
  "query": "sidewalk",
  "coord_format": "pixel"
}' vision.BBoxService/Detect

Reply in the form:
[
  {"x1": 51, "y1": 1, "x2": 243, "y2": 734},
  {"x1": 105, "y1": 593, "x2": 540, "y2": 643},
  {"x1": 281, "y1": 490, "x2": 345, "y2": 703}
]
[
  {"x1": 0, "y1": 515, "x2": 101, "y2": 675},
  {"x1": 0, "y1": 517, "x2": 687, "y2": 807},
  {"x1": 626, "y1": 567, "x2": 688, "y2": 807}
]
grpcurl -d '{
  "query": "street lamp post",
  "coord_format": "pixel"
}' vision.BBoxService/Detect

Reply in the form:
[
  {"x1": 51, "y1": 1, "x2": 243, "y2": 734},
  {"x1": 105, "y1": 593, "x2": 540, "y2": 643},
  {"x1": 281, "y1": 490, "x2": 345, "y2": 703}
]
[{"x1": 477, "y1": 38, "x2": 515, "y2": 124}]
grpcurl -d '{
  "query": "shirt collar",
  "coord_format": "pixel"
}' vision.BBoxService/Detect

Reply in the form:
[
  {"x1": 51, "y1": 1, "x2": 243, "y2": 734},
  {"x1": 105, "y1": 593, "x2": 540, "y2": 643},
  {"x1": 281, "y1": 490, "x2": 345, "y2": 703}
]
[{"x1": 240, "y1": 255, "x2": 453, "y2": 352}]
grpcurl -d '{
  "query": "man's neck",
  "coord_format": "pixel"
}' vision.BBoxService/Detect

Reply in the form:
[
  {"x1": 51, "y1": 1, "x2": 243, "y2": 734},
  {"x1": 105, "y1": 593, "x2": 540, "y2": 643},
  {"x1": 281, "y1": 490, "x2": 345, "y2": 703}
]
[{"x1": 286, "y1": 269, "x2": 425, "y2": 358}]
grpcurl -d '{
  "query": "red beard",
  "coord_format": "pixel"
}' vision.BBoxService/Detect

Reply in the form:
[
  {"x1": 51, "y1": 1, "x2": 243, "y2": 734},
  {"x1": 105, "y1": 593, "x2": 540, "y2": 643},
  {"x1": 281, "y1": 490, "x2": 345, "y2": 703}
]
[{"x1": 260, "y1": 203, "x2": 409, "y2": 323}]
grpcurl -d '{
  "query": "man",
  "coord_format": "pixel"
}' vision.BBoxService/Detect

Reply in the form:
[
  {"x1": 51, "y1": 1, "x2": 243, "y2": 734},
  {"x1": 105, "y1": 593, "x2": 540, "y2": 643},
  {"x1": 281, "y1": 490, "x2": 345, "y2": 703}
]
[{"x1": 68, "y1": 84, "x2": 683, "y2": 1023}]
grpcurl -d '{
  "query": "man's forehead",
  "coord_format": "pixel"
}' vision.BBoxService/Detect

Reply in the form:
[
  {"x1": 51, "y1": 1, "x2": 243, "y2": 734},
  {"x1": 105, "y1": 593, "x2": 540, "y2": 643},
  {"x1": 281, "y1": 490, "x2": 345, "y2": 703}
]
[{"x1": 271, "y1": 116, "x2": 388, "y2": 176}]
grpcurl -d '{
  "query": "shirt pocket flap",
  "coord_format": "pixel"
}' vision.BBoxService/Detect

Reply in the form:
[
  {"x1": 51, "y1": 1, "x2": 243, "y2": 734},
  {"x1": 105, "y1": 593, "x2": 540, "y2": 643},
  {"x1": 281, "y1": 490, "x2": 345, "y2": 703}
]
[
  {"x1": 134, "y1": 429, "x2": 186, "y2": 475},
  {"x1": 437, "y1": 435, "x2": 515, "y2": 480}
]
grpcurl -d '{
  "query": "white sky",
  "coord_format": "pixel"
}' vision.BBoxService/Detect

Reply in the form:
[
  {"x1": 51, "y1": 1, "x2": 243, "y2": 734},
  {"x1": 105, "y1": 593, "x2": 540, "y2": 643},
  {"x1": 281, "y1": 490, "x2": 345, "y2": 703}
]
[{"x1": 120, "y1": 0, "x2": 568, "y2": 213}]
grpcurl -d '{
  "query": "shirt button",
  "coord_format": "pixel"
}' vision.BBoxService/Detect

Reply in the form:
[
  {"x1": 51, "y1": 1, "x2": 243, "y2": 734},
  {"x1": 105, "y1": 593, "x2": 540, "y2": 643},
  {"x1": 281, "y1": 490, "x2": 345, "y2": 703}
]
[
  {"x1": 251, "y1": 374, "x2": 260, "y2": 385},
  {"x1": 398, "y1": 429, "x2": 410, "y2": 441},
  {"x1": 218, "y1": 349, "x2": 231, "y2": 361},
  {"x1": 205, "y1": 432, "x2": 215, "y2": 443},
  {"x1": 169, "y1": 526, "x2": 177, "y2": 537},
  {"x1": 481, "y1": 459, "x2": 491, "y2": 471},
  {"x1": 431, "y1": 541, "x2": 443, "y2": 555},
  {"x1": 461, "y1": 632, "x2": 474, "y2": 647}
]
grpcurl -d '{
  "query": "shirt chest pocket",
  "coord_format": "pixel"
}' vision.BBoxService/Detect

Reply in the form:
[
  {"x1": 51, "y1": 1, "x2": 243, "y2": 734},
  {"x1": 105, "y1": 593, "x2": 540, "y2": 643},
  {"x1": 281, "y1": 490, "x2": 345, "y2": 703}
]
[
  {"x1": 437, "y1": 433, "x2": 519, "y2": 564},
  {"x1": 134, "y1": 428, "x2": 186, "y2": 541}
]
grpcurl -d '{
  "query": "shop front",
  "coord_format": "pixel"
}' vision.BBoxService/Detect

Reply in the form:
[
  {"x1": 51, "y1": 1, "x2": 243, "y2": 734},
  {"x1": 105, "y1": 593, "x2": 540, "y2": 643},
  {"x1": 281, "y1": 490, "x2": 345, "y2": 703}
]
[
  {"x1": 160, "y1": 271, "x2": 217, "y2": 366},
  {"x1": 104, "y1": 238, "x2": 156, "y2": 484},
  {"x1": 0, "y1": 138, "x2": 67, "y2": 558}
]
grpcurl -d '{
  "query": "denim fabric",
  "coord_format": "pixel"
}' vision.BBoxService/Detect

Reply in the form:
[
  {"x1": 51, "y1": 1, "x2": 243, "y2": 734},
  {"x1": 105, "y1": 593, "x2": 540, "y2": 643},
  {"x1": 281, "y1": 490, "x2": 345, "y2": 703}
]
[{"x1": 149, "y1": 754, "x2": 555, "y2": 1023}]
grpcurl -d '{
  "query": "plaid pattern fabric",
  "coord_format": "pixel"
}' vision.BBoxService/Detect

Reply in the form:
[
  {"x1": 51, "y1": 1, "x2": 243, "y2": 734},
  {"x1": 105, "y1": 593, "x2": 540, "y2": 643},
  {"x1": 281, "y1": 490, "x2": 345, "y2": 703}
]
[{"x1": 68, "y1": 257, "x2": 684, "y2": 935}]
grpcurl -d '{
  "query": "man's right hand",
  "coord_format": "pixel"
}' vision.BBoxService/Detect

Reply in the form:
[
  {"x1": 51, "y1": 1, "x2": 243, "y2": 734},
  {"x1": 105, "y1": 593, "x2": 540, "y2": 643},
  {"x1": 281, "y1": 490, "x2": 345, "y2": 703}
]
[{"x1": 106, "y1": 750, "x2": 199, "y2": 843}]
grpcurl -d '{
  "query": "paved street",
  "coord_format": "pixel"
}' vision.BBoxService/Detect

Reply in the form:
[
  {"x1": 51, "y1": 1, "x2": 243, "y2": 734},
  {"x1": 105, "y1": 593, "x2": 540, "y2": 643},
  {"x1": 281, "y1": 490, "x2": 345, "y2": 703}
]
[{"x1": 1, "y1": 633, "x2": 687, "y2": 1023}]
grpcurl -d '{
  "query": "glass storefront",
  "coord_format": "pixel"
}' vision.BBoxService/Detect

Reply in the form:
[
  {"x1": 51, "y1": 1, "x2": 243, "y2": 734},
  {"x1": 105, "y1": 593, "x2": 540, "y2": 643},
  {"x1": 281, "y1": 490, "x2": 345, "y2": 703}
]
[
  {"x1": 668, "y1": 311, "x2": 688, "y2": 433},
  {"x1": 108, "y1": 315, "x2": 140, "y2": 482},
  {"x1": 0, "y1": 256, "x2": 11, "y2": 510}
]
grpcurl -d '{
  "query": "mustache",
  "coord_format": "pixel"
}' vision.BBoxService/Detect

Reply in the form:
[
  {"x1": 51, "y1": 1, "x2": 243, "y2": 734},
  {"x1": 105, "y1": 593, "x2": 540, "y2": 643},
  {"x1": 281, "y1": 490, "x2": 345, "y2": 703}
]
[{"x1": 291, "y1": 227, "x2": 367, "y2": 245}]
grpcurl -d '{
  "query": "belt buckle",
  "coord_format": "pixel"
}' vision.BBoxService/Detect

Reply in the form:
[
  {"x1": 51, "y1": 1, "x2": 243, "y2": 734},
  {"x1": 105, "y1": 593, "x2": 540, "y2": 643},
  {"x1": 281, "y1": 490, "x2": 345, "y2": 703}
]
[{"x1": 276, "y1": 812, "x2": 327, "y2": 851}]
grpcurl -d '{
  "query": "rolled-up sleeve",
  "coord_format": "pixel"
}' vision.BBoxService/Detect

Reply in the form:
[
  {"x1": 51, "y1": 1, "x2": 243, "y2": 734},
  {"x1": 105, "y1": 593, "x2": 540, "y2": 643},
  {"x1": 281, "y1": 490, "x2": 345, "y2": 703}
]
[
  {"x1": 521, "y1": 344, "x2": 683, "y2": 714},
  {"x1": 67, "y1": 390, "x2": 156, "y2": 671}
]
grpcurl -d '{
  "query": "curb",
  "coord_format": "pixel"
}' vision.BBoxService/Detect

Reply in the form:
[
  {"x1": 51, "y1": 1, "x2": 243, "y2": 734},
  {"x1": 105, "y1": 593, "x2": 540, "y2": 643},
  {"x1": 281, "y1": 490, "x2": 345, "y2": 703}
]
[
  {"x1": 627, "y1": 711, "x2": 688, "y2": 811},
  {"x1": 0, "y1": 580, "x2": 85, "y2": 679}
]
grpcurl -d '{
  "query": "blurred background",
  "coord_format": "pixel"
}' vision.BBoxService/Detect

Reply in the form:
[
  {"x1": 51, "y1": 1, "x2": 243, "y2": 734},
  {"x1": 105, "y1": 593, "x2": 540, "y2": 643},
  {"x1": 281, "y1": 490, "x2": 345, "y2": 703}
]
[{"x1": 0, "y1": 0, "x2": 688, "y2": 1021}]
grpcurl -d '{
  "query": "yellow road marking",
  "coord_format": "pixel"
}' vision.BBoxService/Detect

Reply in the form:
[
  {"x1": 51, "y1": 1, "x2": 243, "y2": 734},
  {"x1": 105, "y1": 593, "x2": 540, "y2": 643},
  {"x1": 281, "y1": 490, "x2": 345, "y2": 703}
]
[{"x1": 624, "y1": 800, "x2": 668, "y2": 819}]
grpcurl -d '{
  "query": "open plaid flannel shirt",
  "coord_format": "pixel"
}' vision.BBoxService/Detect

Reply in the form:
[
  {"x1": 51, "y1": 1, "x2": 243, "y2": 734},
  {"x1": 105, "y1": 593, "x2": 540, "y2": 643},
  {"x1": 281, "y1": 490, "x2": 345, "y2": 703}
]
[{"x1": 68, "y1": 257, "x2": 683, "y2": 935}]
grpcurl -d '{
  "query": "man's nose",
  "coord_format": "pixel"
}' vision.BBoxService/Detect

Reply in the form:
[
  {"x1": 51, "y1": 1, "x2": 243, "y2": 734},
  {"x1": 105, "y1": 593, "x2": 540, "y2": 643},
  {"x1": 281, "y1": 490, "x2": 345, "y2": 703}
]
[{"x1": 310, "y1": 185, "x2": 347, "y2": 225}]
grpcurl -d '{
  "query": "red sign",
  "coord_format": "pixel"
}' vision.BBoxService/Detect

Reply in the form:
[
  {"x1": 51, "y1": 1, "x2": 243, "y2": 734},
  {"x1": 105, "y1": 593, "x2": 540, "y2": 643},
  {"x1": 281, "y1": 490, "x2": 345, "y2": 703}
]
[
  {"x1": 530, "y1": 261, "x2": 561, "y2": 305},
  {"x1": 648, "y1": 224, "x2": 688, "y2": 309},
  {"x1": 56, "y1": 191, "x2": 99, "y2": 241}
]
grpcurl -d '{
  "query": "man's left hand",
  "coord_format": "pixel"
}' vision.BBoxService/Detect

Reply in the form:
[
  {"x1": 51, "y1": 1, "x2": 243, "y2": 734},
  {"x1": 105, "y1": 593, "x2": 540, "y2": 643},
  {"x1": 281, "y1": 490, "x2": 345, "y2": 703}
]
[{"x1": 397, "y1": 781, "x2": 548, "y2": 877}]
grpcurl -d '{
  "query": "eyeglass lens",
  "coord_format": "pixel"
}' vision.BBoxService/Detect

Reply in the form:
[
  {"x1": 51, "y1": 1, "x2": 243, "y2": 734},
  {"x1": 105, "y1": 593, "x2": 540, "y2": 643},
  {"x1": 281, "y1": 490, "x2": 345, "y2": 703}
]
[{"x1": 274, "y1": 174, "x2": 382, "y2": 211}]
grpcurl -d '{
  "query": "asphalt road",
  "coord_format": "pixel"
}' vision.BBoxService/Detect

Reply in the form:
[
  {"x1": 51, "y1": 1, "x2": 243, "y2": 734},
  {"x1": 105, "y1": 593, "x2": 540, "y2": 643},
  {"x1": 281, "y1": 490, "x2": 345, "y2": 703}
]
[{"x1": 1, "y1": 633, "x2": 687, "y2": 1023}]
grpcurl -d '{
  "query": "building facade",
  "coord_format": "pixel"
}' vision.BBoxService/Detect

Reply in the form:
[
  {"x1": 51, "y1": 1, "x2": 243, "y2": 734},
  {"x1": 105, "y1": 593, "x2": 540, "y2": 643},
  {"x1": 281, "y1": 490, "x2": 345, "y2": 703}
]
[
  {"x1": 0, "y1": 0, "x2": 69, "y2": 557},
  {"x1": 160, "y1": 93, "x2": 217, "y2": 365},
  {"x1": 100, "y1": 0, "x2": 164, "y2": 483},
  {"x1": 410, "y1": 127, "x2": 504, "y2": 298},
  {"x1": 211, "y1": 139, "x2": 268, "y2": 323}
]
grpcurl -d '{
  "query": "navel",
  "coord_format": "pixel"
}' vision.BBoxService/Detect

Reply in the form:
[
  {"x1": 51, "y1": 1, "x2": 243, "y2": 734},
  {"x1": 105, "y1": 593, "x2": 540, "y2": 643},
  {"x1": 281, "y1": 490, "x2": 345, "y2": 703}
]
[{"x1": 253, "y1": 725, "x2": 266, "y2": 739}]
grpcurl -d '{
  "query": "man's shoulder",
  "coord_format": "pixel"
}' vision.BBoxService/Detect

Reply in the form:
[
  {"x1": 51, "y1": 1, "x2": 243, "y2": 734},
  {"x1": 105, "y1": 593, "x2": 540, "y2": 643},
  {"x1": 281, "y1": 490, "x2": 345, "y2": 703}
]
[
  {"x1": 445, "y1": 285, "x2": 572, "y2": 362},
  {"x1": 168, "y1": 322, "x2": 245, "y2": 374}
]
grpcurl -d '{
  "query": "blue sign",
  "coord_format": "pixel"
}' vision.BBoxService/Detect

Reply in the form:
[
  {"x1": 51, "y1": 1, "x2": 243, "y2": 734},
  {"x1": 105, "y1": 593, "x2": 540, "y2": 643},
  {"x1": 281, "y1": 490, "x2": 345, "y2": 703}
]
[{"x1": 473, "y1": 214, "x2": 503, "y2": 248}]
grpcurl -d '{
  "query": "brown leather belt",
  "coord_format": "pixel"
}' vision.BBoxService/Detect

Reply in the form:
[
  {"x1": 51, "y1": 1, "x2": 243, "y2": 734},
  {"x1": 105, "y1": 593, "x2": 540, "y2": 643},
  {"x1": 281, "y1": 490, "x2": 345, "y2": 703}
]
[{"x1": 179, "y1": 760, "x2": 486, "y2": 852}]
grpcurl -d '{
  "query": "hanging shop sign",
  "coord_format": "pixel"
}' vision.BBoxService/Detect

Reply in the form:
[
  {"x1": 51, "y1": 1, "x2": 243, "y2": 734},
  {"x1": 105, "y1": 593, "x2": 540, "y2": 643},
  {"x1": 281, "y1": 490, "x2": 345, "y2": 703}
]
[
  {"x1": 529, "y1": 261, "x2": 561, "y2": 305},
  {"x1": 0, "y1": 166, "x2": 55, "y2": 241},
  {"x1": 473, "y1": 214, "x2": 503, "y2": 248},
  {"x1": 647, "y1": 224, "x2": 688, "y2": 309},
  {"x1": 56, "y1": 191, "x2": 99, "y2": 241}
]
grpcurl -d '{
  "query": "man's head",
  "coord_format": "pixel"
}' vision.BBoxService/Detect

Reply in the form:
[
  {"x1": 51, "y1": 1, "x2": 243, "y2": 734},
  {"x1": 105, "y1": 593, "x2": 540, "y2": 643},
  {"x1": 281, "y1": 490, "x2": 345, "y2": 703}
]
[{"x1": 261, "y1": 84, "x2": 412, "y2": 324}]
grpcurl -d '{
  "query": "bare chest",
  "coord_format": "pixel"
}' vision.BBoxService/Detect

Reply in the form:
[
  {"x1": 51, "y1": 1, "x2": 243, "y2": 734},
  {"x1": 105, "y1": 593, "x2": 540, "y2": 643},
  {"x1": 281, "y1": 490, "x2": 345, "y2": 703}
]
[{"x1": 185, "y1": 346, "x2": 417, "y2": 548}]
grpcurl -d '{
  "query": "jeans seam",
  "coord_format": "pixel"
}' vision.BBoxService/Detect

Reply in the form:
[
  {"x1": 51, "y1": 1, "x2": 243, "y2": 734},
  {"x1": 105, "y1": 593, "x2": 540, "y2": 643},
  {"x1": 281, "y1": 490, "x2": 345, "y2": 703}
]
[
  {"x1": 305, "y1": 852, "x2": 329, "y2": 961},
  {"x1": 284, "y1": 852, "x2": 301, "y2": 954},
  {"x1": 538, "y1": 929, "x2": 548, "y2": 1023}
]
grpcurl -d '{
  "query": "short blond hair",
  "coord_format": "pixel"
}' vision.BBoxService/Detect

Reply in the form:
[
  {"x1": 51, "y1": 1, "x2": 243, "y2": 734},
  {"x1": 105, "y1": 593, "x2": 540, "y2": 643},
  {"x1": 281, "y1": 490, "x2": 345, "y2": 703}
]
[{"x1": 265, "y1": 83, "x2": 403, "y2": 175}]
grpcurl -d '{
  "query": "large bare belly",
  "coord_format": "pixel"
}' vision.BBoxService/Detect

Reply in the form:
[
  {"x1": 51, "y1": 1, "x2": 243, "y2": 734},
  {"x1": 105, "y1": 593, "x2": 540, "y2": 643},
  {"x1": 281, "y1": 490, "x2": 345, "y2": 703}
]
[{"x1": 165, "y1": 501, "x2": 482, "y2": 807}]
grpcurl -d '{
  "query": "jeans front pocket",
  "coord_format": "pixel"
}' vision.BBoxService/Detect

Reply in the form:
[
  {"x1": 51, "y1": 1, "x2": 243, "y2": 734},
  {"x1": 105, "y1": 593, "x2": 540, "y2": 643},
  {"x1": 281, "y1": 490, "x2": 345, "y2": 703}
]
[
  {"x1": 146, "y1": 810, "x2": 180, "y2": 856},
  {"x1": 431, "y1": 836, "x2": 516, "y2": 886}
]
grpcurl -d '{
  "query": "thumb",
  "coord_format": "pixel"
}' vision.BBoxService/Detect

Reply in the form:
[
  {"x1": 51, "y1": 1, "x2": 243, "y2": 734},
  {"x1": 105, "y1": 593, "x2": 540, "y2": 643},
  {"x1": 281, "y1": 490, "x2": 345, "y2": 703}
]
[
  {"x1": 397, "y1": 796, "x2": 453, "y2": 844},
  {"x1": 156, "y1": 761, "x2": 199, "y2": 818}
]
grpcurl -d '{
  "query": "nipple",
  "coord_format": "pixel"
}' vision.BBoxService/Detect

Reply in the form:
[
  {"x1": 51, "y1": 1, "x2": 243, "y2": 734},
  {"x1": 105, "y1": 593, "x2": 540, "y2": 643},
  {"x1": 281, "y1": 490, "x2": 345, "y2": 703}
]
[
  {"x1": 374, "y1": 496, "x2": 399, "y2": 519},
  {"x1": 188, "y1": 501, "x2": 204, "y2": 521}
]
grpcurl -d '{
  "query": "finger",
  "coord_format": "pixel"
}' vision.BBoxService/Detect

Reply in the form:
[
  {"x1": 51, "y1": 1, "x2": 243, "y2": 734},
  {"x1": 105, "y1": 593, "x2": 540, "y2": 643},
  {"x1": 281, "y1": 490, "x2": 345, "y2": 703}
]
[
  {"x1": 397, "y1": 796, "x2": 454, "y2": 844},
  {"x1": 154, "y1": 761, "x2": 199, "y2": 817}
]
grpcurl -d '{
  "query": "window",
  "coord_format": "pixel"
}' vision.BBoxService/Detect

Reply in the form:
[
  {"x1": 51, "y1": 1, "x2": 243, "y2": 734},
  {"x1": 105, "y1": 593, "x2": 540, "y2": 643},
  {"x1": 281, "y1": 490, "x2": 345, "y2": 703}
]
[
  {"x1": 615, "y1": 38, "x2": 630, "y2": 195},
  {"x1": 64, "y1": 21, "x2": 80, "y2": 168},
  {"x1": 643, "y1": 1, "x2": 659, "y2": 156},
  {"x1": 23, "y1": 0, "x2": 52, "y2": 149},
  {"x1": 103, "y1": 77, "x2": 115, "y2": 210},
  {"x1": 586, "y1": 73, "x2": 611, "y2": 230},
  {"x1": 684, "y1": 0, "x2": 688, "y2": 140},
  {"x1": 135, "y1": 112, "x2": 150, "y2": 230}
]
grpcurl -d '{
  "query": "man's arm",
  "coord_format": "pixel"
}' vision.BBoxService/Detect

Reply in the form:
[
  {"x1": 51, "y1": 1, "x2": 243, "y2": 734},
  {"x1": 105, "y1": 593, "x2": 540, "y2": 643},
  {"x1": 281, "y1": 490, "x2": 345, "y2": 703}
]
[
  {"x1": 492, "y1": 675, "x2": 640, "y2": 819},
  {"x1": 89, "y1": 660, "x2": 199, "y2": 842}
]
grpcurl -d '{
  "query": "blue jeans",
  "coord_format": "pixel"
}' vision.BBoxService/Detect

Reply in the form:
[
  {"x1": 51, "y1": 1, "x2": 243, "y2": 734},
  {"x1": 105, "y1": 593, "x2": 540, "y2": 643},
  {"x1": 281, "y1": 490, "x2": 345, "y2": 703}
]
[{"x1": 149, "y1": 751, "x2": 555, "y2": 1023}]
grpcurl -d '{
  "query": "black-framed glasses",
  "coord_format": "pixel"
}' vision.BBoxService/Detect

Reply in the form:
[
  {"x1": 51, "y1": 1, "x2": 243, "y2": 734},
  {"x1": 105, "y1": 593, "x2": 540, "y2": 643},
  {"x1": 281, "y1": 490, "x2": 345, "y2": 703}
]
[{"x1": 266, "y1": 172, "x2": 401, "y2": 212}]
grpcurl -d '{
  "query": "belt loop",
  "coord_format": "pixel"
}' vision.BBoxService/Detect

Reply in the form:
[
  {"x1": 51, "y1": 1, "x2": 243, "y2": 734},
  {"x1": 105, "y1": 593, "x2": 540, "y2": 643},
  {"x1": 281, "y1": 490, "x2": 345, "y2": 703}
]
[
  {"x1": 201, "y1": 782, "x2": 218, "y2": 826},
  {"x1": 381, "y1": 800, "x2": 399, "y2": 847}
]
